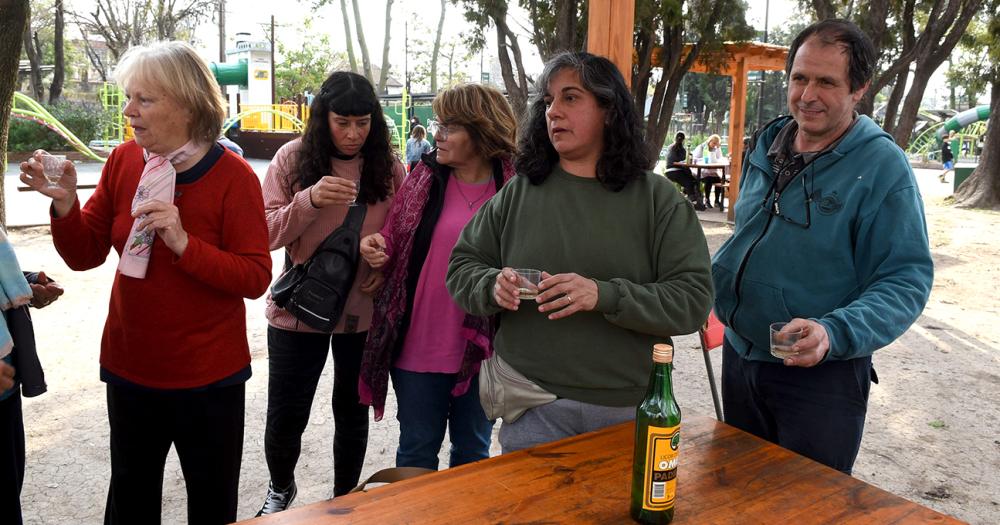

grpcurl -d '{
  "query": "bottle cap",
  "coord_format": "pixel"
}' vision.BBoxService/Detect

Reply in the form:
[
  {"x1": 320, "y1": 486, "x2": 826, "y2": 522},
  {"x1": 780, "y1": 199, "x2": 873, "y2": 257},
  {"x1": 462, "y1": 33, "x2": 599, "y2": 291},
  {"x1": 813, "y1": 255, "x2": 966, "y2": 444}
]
[{"x1": 652, "y1": 343, "x2": 673, "y2": 363}]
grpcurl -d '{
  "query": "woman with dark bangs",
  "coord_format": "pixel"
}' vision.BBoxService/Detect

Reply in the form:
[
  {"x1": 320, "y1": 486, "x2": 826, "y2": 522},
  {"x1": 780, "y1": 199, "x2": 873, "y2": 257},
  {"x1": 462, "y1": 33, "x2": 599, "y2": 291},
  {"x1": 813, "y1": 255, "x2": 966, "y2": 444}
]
[
  {"x1": 257, "y1": 71, "x2": 404, "y2": 515},
  {"x1": 446, "y1": 52, "x2": 714, "y2": 451}
]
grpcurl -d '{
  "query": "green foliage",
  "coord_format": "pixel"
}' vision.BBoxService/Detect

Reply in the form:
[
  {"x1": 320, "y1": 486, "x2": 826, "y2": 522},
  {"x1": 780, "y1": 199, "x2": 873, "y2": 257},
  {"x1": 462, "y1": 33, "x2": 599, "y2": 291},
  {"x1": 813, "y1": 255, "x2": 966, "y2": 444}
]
[
  {"x1": 274, "y1": 23, "x2": 345, "y2": 100},
  {"x1": 7, "y1": 100, "x2": 110, "y2": 151},
  {"x1": 947, "y1": 5, "x2": 1000, "y2": 107}
]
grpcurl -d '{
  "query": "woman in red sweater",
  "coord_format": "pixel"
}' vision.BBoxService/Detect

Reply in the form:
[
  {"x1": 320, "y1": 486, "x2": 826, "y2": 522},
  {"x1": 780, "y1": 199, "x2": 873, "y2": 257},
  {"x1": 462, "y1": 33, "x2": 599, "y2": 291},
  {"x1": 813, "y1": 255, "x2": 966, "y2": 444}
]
[
  {"x1": 256, "y1": 71, "x2": 403, "y2": 515},
  {"x1": 20, "y1": 41, "x2": 271, "y2": 524}
]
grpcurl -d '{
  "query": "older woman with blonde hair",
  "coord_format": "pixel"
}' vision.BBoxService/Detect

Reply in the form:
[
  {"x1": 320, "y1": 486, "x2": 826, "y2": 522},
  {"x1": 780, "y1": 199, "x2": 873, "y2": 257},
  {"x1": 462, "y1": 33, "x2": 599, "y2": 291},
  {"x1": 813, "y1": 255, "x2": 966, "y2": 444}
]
[
  {"x1": 20, "y1": 41, "x2": 271, "y2": 524},
  {"x1": 358, "y1": 83, "x2": 517, "y2": 470}
]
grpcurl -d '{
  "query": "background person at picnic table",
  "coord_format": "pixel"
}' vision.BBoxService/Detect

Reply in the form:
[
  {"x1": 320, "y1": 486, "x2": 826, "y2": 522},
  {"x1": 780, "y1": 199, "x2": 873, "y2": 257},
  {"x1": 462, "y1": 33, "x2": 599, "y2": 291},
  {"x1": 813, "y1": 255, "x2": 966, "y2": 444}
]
[
  {"x1": 664, "y1": 131, "x2": 704, "y2": 210},
  {"x1": 20, "y1": 40, "x2": 272, "y2": 524},
  {"x1": 691, "y1": 134, "x2": 725, "y2": 209},
  {"x1": 358, "y1": 83, "x2": 517, "y2": 471},
  {"x1": 258, "y1": 70, "x2": 404, "y2": 516},
  {"x1": 711, "y1": 19, "x2": 933, "y2": 475},
  {"x1": 446, "y1": 51, "x2": 713, "y2": 452},
  {"x1": 1, "y1": 229, "x2": 63, "y2": 525}
]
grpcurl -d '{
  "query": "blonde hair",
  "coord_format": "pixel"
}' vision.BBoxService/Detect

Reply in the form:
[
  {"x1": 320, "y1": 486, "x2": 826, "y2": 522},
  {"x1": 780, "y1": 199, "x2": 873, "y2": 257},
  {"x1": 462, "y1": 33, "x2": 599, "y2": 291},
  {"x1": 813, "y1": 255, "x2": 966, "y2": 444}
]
[
  {"x1": 432, "y1": 83, "x2": 517, "y2": 160},
  {"x1": 708, "y1": 134, "x2": 722, "y2": 147},
  {"x1": 410, "y1": 124, "x2": 426, "y2": 140},
  {"x1": 115, "y1": 41, "x2": 227, "y2": 143}
]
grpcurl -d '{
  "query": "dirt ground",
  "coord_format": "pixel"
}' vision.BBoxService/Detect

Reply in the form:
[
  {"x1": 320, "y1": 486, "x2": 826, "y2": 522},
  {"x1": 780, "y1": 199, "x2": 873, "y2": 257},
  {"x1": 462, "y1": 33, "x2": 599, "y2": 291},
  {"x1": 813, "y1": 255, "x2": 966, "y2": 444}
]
[{"x1": 6, "y1": 168, "x2": 999, "y2": 524}]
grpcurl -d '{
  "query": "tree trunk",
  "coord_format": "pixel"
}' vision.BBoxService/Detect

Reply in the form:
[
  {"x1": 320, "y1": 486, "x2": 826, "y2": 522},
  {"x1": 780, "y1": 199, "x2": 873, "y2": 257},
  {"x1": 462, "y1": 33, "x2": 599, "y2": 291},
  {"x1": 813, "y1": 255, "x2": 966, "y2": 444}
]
[
  {"x1": 555, "y1": 0, "x2": 578, "y2": 53},
  {"x1": 492, "y1": 4, "x2": 529, "y2": 116},
  {"x1": 49, "y1": 0, "x2": 65, "y2": 104},
  {"x1": 351, "y1": 0, "x2": 374, "y2": 83},
  {"x1": 1, "y1": 0, "x2": 30, "y2": 227},
  {"x1": 882, "y1": 68, "x2": 909, "y2": 134},
  {"x1": 891, "y1": 71, "x2": 931, "y2": 146},
  {"x1": 811, "y1": 0, "x2": 837, "y2": 19},
  {"x1": 340, "y1": 0, "x2": 358, "y2": 73},
  {"x1": 954, "y1": 77, "x2": 999, "y2": 208},
  {"x1": 22, "y1": 4, "x2": 44, "y2": 102},
  {"x1": 378, "y1": 0, "x2": 394, "y2": 93},
  {"x1": 430, "y1": 0, "x2": 445, "y2": 92}
]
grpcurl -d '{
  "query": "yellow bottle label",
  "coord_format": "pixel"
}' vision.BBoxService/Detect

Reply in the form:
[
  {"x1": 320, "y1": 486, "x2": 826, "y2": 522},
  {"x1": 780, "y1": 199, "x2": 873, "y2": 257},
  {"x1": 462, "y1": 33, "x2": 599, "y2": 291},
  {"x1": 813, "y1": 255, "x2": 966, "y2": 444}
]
[{"x1": 642, "y1": 424, "x2": 680, "y2": 511}]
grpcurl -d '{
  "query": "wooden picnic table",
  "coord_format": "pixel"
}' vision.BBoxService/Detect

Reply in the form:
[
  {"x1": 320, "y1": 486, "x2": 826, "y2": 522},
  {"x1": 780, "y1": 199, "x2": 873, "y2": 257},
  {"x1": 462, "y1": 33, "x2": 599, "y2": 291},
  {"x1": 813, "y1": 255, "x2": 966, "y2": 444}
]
[
  {"x1": 240, "y1": 413, "x2": 962, "y2": 524},
  {"x1": 673, "y1": 160, "x2": 730, "y2": 211}
]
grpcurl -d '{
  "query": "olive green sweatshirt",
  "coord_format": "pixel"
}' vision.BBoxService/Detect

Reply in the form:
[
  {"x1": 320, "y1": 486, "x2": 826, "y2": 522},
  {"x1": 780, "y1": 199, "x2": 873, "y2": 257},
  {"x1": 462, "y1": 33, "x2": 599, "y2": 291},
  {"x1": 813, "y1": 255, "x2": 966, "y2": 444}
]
[{"x1": 446, "y1": 167, "x2": 713, "y2": 406}]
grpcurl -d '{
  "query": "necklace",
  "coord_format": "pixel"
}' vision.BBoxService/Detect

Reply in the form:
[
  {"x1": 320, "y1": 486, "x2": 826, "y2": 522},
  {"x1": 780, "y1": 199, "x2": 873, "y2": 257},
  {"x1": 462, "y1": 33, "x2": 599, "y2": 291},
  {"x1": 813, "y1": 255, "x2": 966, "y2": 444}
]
[{"x1": 453, "y1": 175, "x2": 493, "y2": 210}]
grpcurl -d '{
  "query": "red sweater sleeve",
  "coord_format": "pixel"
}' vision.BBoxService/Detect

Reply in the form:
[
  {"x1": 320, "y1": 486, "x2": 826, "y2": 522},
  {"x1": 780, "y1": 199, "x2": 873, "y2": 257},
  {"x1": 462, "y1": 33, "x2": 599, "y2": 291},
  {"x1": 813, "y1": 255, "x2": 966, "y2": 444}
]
[{"x1": 50, "y1": 147, "x2": 122, "y2": 270}]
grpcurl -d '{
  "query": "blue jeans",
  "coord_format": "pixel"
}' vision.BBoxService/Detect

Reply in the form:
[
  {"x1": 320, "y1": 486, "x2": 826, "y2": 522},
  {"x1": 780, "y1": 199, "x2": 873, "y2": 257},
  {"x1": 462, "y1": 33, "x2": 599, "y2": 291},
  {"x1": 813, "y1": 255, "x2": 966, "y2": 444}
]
[{"x1": 390, "y1": 368, "x2": 493, "y2": 470}]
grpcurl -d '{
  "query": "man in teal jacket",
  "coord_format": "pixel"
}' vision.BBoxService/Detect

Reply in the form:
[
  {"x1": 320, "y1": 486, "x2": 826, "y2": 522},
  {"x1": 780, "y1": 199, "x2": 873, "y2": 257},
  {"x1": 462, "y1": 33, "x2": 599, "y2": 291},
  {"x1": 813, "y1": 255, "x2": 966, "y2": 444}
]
[{"x1": 712, "y1": 19, "x2": 933, "y2": 474}]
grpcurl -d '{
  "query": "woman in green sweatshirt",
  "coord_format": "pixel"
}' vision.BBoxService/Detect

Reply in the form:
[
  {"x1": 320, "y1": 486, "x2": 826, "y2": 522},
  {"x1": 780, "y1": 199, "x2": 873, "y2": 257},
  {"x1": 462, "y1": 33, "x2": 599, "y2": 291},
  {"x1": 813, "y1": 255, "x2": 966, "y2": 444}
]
[{"x1": 446, "y1": 52, "x2": 713, "y2": 452}]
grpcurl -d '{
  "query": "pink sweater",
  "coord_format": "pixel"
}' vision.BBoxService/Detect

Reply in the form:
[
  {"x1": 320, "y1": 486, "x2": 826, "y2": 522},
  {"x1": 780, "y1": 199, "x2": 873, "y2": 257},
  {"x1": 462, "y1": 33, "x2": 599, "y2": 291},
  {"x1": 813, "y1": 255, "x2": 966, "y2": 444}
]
[
  {"x1": 263, "y1": 139, "x2": 404, "y2": 334},
  {"x1": 395, "y1": 177, "x2": 496, "y2": 373}
]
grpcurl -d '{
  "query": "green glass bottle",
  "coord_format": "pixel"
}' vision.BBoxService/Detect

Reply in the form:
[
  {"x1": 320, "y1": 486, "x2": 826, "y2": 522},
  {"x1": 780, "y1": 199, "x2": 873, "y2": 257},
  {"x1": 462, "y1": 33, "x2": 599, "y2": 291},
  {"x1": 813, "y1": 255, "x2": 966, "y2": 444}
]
[{"x1": 630, "y1": 343, "x2": 682, "y2": 524}]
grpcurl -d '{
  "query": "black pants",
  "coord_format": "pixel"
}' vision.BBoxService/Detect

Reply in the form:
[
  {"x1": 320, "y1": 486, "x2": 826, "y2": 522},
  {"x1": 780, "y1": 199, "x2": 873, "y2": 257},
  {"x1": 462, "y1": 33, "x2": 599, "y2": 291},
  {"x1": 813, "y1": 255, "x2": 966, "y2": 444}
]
[
  {"x1": 264, "y1": 328, "x2": 369, "y2": 496},
  {"x1": 0, "y1": 393, "x2": 24, "y2": 525},
  {"x1": 665, "y1": 168, "x2": 698, "y2": 201},
  {"x1": 700, "y1": 175, "x2": 723, "y2": 205},
  {"x1": 104, "y1": 382, "x2": 245, "y2": 525},
  {"x1": 721, "y1": 340, "x2": 872, "y2": 475}
]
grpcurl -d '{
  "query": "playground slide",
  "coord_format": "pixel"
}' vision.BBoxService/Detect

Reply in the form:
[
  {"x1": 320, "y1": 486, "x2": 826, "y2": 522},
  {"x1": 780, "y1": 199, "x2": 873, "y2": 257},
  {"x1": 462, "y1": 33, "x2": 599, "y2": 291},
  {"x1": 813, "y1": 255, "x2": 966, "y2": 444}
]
[
  {"x1": 10, "y1": 92, "x2": 107, "y2": 162},
  {"x1": 936, "y1": 105, "x2": 991, "y2": 139}
]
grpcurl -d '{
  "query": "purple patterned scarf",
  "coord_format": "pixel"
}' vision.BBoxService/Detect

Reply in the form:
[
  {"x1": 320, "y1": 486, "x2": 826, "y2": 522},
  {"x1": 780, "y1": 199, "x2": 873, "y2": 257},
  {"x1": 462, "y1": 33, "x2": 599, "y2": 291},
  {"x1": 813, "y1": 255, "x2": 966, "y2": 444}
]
[{"x1": 359, "y1": 157, "x2": 515, "y2": 420}]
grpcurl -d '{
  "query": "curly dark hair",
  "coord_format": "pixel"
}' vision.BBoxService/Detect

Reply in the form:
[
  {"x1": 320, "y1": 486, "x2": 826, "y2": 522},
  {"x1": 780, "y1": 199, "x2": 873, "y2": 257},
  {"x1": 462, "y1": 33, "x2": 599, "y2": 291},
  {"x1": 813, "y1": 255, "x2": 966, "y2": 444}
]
[
  {"x1": 515, "y1": 52, "x2": 651, "y2": 192},
  {"x1": 292, "y1": 71, "x2": 396, "y2": 204}
]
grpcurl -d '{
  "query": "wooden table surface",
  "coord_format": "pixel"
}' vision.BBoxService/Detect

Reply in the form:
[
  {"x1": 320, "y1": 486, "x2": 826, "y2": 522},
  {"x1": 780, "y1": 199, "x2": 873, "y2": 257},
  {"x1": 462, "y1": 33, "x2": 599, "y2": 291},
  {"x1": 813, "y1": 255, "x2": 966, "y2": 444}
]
[{"x1": 241, "y1": 414, "x2": 963, "y2": 525}]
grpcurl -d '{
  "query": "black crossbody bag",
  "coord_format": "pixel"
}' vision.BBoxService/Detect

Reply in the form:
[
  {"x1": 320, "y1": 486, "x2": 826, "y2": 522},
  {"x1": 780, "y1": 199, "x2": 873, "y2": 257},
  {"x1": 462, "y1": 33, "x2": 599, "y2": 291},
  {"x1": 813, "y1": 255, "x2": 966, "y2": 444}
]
[{"x1": 271, "y1": 204, "x2": 367, "y2": 332}]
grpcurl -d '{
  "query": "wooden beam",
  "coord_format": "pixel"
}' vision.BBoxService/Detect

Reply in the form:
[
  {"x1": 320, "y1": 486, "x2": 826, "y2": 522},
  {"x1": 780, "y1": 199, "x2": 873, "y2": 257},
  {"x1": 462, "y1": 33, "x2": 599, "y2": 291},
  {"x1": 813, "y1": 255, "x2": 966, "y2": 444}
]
[
  {"x1": 587, "y1": 0, "x2": 635, "y2": 88},
  {"x1": 727, "y1": 56, "x2": 748, "y2": 222}
]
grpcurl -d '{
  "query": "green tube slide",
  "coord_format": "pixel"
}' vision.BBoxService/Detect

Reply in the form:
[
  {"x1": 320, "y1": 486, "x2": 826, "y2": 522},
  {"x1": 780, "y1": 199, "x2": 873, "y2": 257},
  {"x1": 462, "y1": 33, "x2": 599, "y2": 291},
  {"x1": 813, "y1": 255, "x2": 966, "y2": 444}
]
[
  {"x1": 210, "y1": 59, "x2": 249, "y2": 87},
  {"x1": 936, "y1": 105, "x2": 990, "y2": 139}
]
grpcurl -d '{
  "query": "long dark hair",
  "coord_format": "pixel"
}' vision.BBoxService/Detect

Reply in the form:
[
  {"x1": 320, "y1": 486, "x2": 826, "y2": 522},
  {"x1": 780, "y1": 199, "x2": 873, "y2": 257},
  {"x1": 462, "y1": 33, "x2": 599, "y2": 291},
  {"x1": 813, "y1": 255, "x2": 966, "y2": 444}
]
[
  {"x1": 293, "y1": 71, "x2": 396, "y2": 204},
  {"x1": 516, "y1": 52, "x2": 651, "y2": 192}
]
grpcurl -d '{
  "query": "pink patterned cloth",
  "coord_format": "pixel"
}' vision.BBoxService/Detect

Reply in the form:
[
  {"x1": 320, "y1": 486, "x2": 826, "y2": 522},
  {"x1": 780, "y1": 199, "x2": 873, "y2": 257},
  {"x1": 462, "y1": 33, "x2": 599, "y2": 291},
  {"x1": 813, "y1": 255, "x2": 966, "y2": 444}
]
[
  {"x1": 118, "y1": 141, "x2": 203, "y2": 279},
  {"x1": 359, "y1": 158, "x2": 515, "y2": 420}
]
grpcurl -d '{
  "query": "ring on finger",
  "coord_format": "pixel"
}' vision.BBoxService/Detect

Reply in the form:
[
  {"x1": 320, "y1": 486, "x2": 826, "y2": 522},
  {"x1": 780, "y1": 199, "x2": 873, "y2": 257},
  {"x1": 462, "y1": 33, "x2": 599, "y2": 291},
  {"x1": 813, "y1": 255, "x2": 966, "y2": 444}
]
[{"x1": 566, "y1": 294, "x2": 573, "y2": 303}]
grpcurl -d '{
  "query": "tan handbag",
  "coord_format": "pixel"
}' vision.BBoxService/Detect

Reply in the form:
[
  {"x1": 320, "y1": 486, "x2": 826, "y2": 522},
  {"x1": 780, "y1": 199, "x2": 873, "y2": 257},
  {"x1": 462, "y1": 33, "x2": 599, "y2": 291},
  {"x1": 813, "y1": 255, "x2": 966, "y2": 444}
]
[
  {"x1": 478, "y1": 352, "x2": 557, "y2": 424},
  {"x1": 349, "y1": 466, "x2": 435, "y2": 493}
]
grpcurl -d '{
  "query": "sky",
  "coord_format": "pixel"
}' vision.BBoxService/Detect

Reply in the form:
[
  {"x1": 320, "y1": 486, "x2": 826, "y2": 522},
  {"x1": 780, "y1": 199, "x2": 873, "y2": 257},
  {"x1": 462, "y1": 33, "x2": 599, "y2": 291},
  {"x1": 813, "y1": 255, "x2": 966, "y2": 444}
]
[
  {"x1": 197, "y1": 0, "x2": 796, "y2": 83},
  {"x1": 168, "y1": 0, "x2": 957, "y2": 107}
]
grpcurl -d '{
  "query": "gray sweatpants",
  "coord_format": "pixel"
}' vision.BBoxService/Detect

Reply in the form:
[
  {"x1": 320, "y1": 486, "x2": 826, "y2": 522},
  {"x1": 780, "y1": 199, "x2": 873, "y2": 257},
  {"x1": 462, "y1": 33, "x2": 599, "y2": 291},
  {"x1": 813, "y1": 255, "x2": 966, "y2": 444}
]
[{"x1": 498, "y1": 398, "x2": 635, "y2": 453}]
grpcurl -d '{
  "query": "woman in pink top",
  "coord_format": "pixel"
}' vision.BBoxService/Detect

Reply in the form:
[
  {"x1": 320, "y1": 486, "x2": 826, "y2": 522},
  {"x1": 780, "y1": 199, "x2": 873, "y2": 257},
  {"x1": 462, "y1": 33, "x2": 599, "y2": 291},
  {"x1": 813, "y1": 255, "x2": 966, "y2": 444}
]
[
  {"x1": 257, "y1": 71, "x2": 404, "y2": 515},
  {"x1": 358, "y1": 84, "x2": 517, "y2": 470}
]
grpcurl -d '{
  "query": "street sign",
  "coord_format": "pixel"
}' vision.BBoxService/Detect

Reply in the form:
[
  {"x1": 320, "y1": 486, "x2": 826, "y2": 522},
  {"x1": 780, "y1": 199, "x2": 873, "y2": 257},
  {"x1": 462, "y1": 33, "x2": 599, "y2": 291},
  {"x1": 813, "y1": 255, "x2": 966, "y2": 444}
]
[{"x1": 481, "y1": 72, "x2": 490, "y2": 83}]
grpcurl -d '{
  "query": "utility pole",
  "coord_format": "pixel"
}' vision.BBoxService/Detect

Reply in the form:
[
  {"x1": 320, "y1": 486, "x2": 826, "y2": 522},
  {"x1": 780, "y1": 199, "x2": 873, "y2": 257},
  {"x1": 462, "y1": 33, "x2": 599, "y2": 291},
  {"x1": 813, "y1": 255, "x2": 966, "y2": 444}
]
[
  {"x1": 754, "y1": 0, "x2": 769, "y2": 129},
  {"x1": 218, "y1": 0, "x2": 226, "y2": 62},
  {"x1": 270, "y1": 15, "x2": 275, "y2": 105}
]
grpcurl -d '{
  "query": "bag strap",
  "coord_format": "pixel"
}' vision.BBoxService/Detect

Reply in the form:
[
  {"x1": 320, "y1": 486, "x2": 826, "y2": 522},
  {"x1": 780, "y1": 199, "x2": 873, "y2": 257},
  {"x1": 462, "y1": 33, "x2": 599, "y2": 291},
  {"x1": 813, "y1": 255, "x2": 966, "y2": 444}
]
[
  {"x1": 284, "y1": 203, "x2": 369, "y2": 270},
  {"x1": 349, "y1": 466, "x2": 435, "y2": 493},
  {"x1": 342, "y1": 202, "x2": 368, "y2": 233}
]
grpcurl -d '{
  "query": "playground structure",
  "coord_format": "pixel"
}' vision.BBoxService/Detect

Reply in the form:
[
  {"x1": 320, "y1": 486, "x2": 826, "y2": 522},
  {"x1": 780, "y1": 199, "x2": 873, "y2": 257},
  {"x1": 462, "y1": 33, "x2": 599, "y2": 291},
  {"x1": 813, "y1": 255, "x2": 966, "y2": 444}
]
[
  {"x1": 10, "y1": 91, "x2": 107, "y2": 161},
  {"x1": 907, "y1": 105, "x2": 990, "y2": 161}
]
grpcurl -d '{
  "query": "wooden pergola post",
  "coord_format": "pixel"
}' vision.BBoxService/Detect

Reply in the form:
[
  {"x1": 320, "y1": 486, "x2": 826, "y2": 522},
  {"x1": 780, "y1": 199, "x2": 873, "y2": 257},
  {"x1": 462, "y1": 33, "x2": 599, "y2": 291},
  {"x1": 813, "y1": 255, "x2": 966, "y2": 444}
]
[
  {"x1": 685, "y1": 43, "x2": 788, "y2": 221},
  {"x1": 587, "y1": 0, "x2": 635, "y2": 87},
  {"x1": 727, "y1": 56, "x2": 749, "y2": 215}
]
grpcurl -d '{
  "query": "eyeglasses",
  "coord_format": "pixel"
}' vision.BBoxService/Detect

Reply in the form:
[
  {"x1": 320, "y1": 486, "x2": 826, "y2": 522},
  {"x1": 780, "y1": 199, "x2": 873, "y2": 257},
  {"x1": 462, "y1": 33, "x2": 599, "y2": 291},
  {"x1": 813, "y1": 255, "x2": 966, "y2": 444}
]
[
  {"x1": 435, "y1": 123, "x2": 462, "y2": 140},
  {"x1": 760, "y1": 170, "x2": 811, "y2": 229}
]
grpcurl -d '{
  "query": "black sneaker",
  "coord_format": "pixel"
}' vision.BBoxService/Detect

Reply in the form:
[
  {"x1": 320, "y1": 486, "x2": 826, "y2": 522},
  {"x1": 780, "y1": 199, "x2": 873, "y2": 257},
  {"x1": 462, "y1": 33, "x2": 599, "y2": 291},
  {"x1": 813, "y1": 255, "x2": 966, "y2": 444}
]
[
  {"x1": 256, "y1": 481, "x2": 297, "y2": 516},
  {"x1": 694, "y1": 202, "x2": 707, "y2": 211}
]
